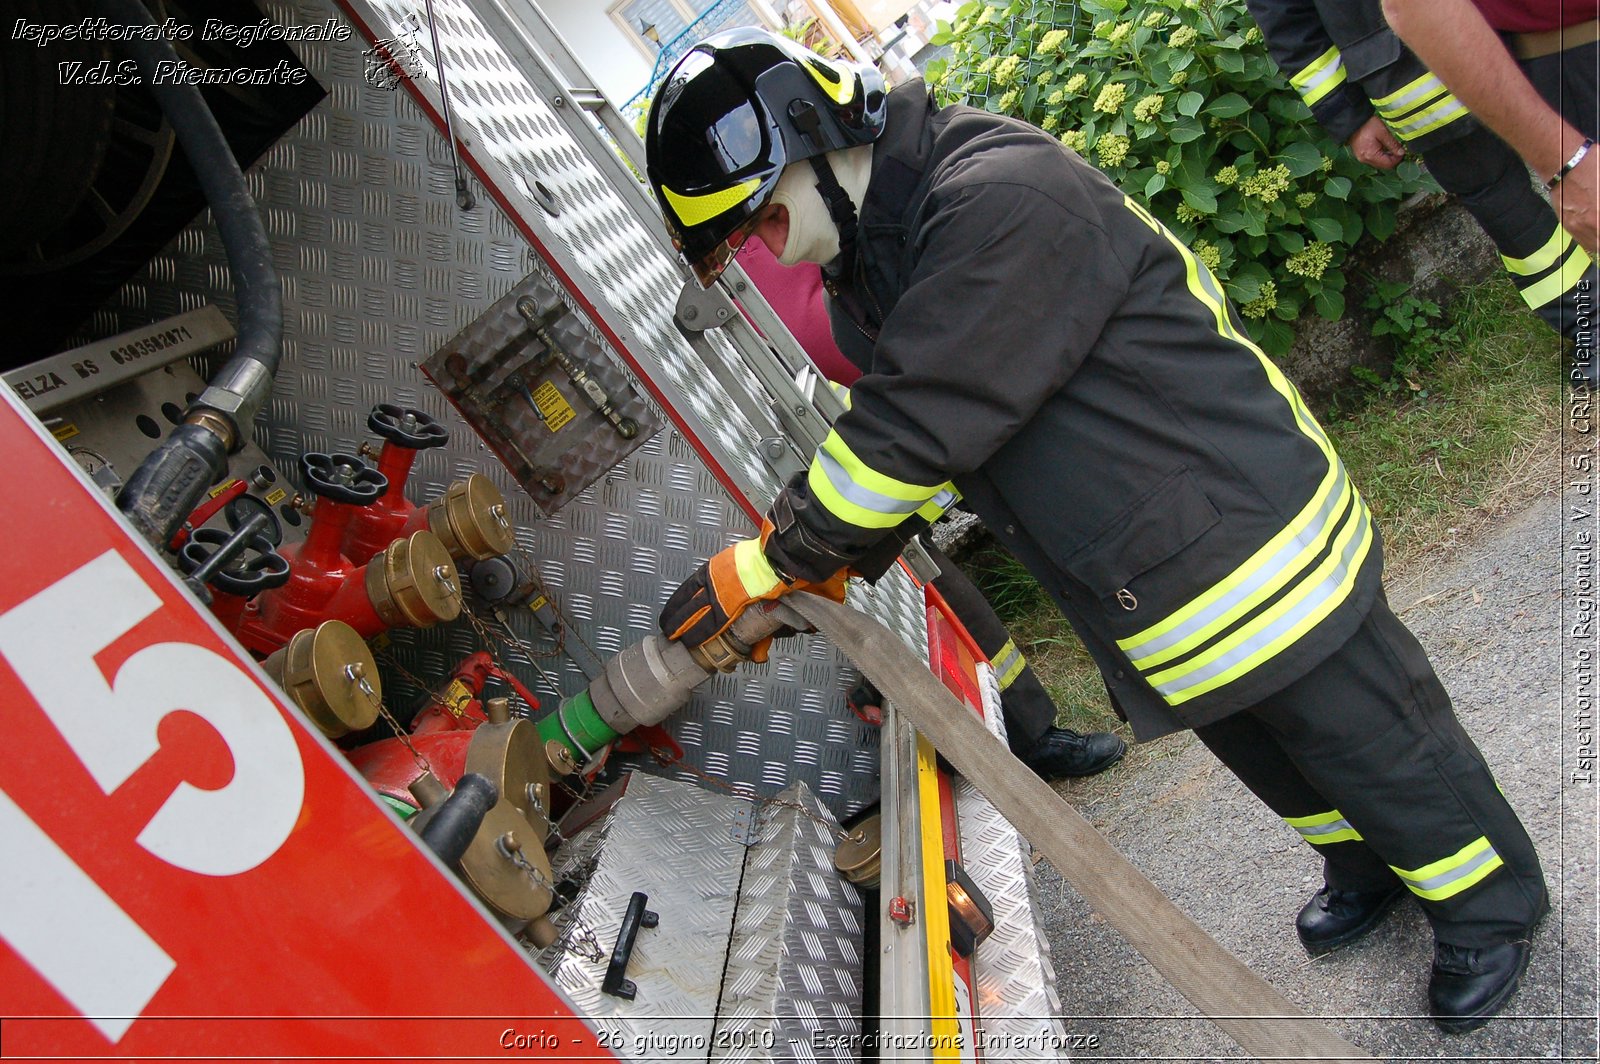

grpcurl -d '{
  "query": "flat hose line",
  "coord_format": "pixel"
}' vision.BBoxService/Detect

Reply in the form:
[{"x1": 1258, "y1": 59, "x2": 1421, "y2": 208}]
[{"x1": 783, "y1": 593, "x2": 1376, "y2": 1063}]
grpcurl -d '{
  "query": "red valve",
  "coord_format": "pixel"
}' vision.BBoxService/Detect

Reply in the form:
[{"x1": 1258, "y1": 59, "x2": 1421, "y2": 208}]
[
  {"x1": 342, "y1": 404, "x2": 449, "y2": 564},
  {"x1": 236, "y1": 453, "x2": 463, "y2": 656}
]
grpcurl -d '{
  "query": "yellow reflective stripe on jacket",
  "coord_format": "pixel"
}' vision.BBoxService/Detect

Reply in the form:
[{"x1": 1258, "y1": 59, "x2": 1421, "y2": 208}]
[
  {"x1": 1371, "y1": 71, "x2": 1445, "y2": 115},
  {"x1": 1120, "y1": 463, "x2": 1351, "y2": 671},
  {"x1": 1284, "y1": 809, "x2": 1364, "y2": 846},
  {"x1": 1389, "y1": 93, "x2": 1469, "y2": 141},
  {"x1": 733, "y1": 537, "x2": 781, "y2": 597},
  {"x1": 991, "y1": 639, "x2": 1027, "y2": 690},
  {"x1": 1291, "y1": 46, "x2": 1347, "y2": 106},
  {"x1": 1391, "y1": 836, "x2": 1503, "y2": 901},
  {"x1": 1522, "y1": 244, "x2": 1595, "y2": 309},
  {"x1": 1146, "y1": 494, "x2": 1374, "y2": 705},
  {"x1": 1503, "y1": 226, "x2": 1572, "y2": 277},
  {"x1": 662, "y1": 178, "x2": 761, "y2": 228},
  {"x1": 1119, "y1": 197, "x2": 1376, "y2": 707},
  {"x1": 808, "y1": 428, "x2": 948, "y2": 530}
]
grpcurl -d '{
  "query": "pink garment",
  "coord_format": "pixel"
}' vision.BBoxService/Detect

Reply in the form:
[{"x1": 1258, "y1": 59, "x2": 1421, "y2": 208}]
[{"x1": 736, "y1": 239, "x2": 862, "y2": 385}]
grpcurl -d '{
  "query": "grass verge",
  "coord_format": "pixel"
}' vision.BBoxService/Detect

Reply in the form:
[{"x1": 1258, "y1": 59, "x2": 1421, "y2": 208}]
[{"x1": 961, "y1": 275, "x2": 1566, "y2": 742}]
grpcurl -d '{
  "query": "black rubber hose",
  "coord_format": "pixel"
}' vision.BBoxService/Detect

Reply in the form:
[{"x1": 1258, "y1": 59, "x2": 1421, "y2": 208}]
[
  {"x1": 418, "y1": 774, "x2": 499, "y2": 867},
  {"x1": 99, "y1": 0, "x2": 282, "y2": 546}
]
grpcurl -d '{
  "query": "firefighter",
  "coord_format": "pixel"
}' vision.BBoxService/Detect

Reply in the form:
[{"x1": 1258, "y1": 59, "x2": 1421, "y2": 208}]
[
  {"x1": 1246, "y1": 0, "x2": 1595, "y2": 378},
  {"x1": 734, "y1": 238, "x2": 1126, "y2": 780},
  {"x1": 643, "y1": 28, "x2": 1548, "y2": 1031},
  {"x1": 1384, "y1": 0, "x2": 1599, "y2": 258}
]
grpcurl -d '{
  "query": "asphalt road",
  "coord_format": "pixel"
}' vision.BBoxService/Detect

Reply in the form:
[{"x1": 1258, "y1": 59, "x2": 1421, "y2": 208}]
[{"x1": 1034, "y1": 489, "x2": 1598, "y2": 1062}]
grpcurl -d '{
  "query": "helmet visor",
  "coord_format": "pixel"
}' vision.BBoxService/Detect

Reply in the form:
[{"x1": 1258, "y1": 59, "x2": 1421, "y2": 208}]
[{"x1": 687, "y1": 211, "x2": 761, "y2": 288}]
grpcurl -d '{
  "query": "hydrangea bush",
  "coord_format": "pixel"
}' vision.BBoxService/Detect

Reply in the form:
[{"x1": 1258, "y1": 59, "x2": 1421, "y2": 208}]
[{"x1": 926, "y1": 0, "x2": 1433, "y2": 354}]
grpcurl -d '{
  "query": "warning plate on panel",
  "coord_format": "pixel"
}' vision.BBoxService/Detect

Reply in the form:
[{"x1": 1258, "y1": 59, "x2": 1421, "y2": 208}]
[{"x1": 531, "y1": 381, "x2": 575, "y2": 432}]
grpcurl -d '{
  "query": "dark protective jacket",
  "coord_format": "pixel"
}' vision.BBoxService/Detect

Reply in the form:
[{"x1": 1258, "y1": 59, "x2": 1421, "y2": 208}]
[
  {"x1": 1245, "y1": 0, "x2": 1473, "y2": 150},
  {"x1": 797, "y1": 85, "x2": 1384, "y2": 741}
]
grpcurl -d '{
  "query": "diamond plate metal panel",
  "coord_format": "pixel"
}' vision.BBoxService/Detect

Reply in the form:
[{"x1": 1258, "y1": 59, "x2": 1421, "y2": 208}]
[
  {"x1": 717, "y1": 781, "x2": 864, "y2": 1064},
  {"x1": 956, "y1": 662, "x2": 1070, "y2": 1061},
  {"x1": 538, "y1": 772, "x2": 744, "y2": 1057},
  {"x1": 75, "y1": 0, "x2": 910, "y2": 817}
]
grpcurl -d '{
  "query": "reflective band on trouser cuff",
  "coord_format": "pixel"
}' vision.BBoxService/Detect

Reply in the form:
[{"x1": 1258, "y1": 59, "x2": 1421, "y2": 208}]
[
  {"x1": 662, "y1": 178, "x2": 761, "y2": 228},
  {"x1": 733, "y1": 537, "x2": 780, "y2": 597},
  {"x1": 1521, "y1": 244, "x2": 1595, "y2": 309},
  {"x1": 1389, "y1": 93, "x2": 1469, "y2": 141},
  {"x1": 1371, "y1": 71, "x2": 1446, "y2": 118},
  {"x1": 992, "y1": 639, "x2": 1027, "y2": 690},
  {"x1": 1292, "y1": 47, "x2": 1347, "y2": 106},
  {"x1": 1503, "y1": 226, "x2": 1573, "y2": 277},
  {"x1": 1391, "y1": 836, "x2": 1504, "y2": 901},
  {"x1": 808, "y1": 429, "x2": 945, "y2": 531},
  {"x1": 1284, "y1": 809, "x2": 1364, "y2": 846}
]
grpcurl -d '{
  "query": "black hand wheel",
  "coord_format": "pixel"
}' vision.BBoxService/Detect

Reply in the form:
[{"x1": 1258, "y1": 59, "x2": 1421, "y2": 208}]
[
  {"x1": 300, "y1": 452, "x2": 388, "y2": 505},
  {"x1": 179, "y1": 527, "x2": 291, "y2": 597},
  {"x1": 224, "y1": 493, "x2": 284, "y2": 547},
  {"x1": 367, "y1": 403, "x2": 449, "y2": 449}
]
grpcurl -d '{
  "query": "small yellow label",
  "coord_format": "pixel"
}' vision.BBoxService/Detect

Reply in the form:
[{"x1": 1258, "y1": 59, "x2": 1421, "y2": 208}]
[
  {"x1": 265, "y1": 488, "x2": 287, "y2": 506},
  {"x1": 531, "y1": 380, "x2": 576, "y2": 432},
  {"x1": 52, "y1": 423, "x2": 80, "y2": 442},
  {"x1": 528, "y1": 595, "x2": 549, "y2": 613},
  {"x1": 370, "y1": 631, "x2": 391, "y2": 651},
  {"x1": 209, "y1": 478, "x2": 243, "y2": 499},
  {"x1": 443, "y1": 678, "x2": 474, "y2": 717}
]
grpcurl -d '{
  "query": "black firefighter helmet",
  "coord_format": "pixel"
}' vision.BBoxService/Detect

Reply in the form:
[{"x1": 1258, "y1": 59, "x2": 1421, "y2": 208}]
[{"x1": 644, "y1": 27, "x2": 887, "y2": 286}]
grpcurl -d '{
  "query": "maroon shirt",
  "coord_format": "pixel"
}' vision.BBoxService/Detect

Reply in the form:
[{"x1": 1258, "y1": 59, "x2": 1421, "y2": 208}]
[{"x1": 1473, "y1": 0, "x2": 1599, "y2": 33}]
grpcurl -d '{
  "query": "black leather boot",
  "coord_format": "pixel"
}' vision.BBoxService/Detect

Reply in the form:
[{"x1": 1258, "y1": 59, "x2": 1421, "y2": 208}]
[
  {"x1": 1021, "y1": 726, "x2": 1126, "y2": 780},
  {"x1": 1295, "y1": 883, "x2": 1407, "y2": 955},
  {"x1": 1429, "y1": 939, "x2": 1533, "y2": 1033}
]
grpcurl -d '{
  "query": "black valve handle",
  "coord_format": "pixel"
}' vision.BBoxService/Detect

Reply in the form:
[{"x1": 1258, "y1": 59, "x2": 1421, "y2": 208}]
[
  {"x1": 179, "y1": 526, "x2": 290, "y2": 597},
  {"x1": 300, "y1": 452, "x2": 387, "y2": 505},
  {"x1": 223, "y1": 493, "x2": 283, "y2": 546},
  {"x1": 601, "y1": 892, "x2": 659, "y2": 1000},
  {"x1": 367, "y1": 403, "x2": 449, "y2": 449}
]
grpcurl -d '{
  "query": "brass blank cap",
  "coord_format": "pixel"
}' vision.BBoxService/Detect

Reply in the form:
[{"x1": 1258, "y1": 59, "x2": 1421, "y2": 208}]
[
  {"x1": 428, "y1": 474, "x2": 515, "y2": 561},
  {"x1": 367, "y1": 530, "x2": 463, "y2": 628},
  {"x1": 833, "y1": 812, "x2": 883, "y2": 888},
  {"x1": 270, "y1": 620, "x2": 381, "y2": 739}
]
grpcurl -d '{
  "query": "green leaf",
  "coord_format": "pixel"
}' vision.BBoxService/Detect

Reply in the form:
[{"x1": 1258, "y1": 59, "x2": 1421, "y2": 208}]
[
  {"x1": 1177, "y1": 91, "x2": 1204, "y2": 117},
  {"x1": 1367, "y1": 202, "x2": 1397, "y2": 241},
  {"x1": 1306, "y1": 215, "x2": 1343, "y2": 242},
  {"x1": 1169, "y1": 120, "x2": 1205, "y2": 143},
  {"x1": 1314, "y1": 288, "x2": 1346, "y2": 320},
  {"x1": 1146, "y1": 172, "x2": 1167, "y2": 197},
  {"x1": 1226, "y1": 261, "x2": 1270, "y2": 301},
  {"x1": 1205, "y1": 92, "x2": 1250, "y2": 118},
  {"x1": 1279, "y1": 141, "x2": 1323, "y2": 178},
  {"x1": 1273, "y1": 229, "x2": 1305, "y2": 254},
  {"x1": 1258, "y1": 316, "x2": 1295, "y2": 355},
  {"x1": 1180, "y1": 185, "x2": 1218, "y2": 213},
  {"x1": 1215, "y1": 51, "x2": 1246, "y2": 75},
  {"x1": 1324, "y1": 175, "x2": 1352, "y2": 200}
]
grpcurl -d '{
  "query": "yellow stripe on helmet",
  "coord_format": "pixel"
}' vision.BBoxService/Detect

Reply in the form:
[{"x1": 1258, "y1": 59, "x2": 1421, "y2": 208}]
[{"x1": 662, "y1": 178, "x2": 762, "y2": 228}]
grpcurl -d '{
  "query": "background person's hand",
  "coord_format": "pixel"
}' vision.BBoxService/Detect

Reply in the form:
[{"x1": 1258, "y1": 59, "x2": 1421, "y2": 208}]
[
  {"x1": 1554, "y1": 148, "x2": 1600, "y2": 257},
  {"x1": 1346, "y1": 117, "x2": 1406, "y2": 170}
]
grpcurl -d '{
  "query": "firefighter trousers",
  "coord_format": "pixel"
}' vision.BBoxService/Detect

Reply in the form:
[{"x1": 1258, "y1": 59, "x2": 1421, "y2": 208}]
[
  {"x1": 1423, "y1": 122, "x2": 1597, "y2": 347},
  {"x1": 923, "y1": 542, "x2": 1059, "y2": 751},
  {"x1": 1193, "y1": 594, "x2": 1548, "y2": 948}
]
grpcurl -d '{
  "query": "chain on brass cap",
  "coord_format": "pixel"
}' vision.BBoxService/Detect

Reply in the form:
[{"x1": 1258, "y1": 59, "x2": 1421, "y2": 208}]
[
  {"x1": 265, "y1": 620, "x2": 382, "y2": 738},
  {"x1": 428, "y1": 474, "x2": 515, "y2": 561},
  {"x1": 367, "y1": 530, "x2": 463, "y2": 628}
]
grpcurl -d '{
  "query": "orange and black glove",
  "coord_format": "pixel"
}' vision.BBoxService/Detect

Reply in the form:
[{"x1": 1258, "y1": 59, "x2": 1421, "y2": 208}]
[{"x1": 659, "y1": 519, "x2": 846, "y2": 663}]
